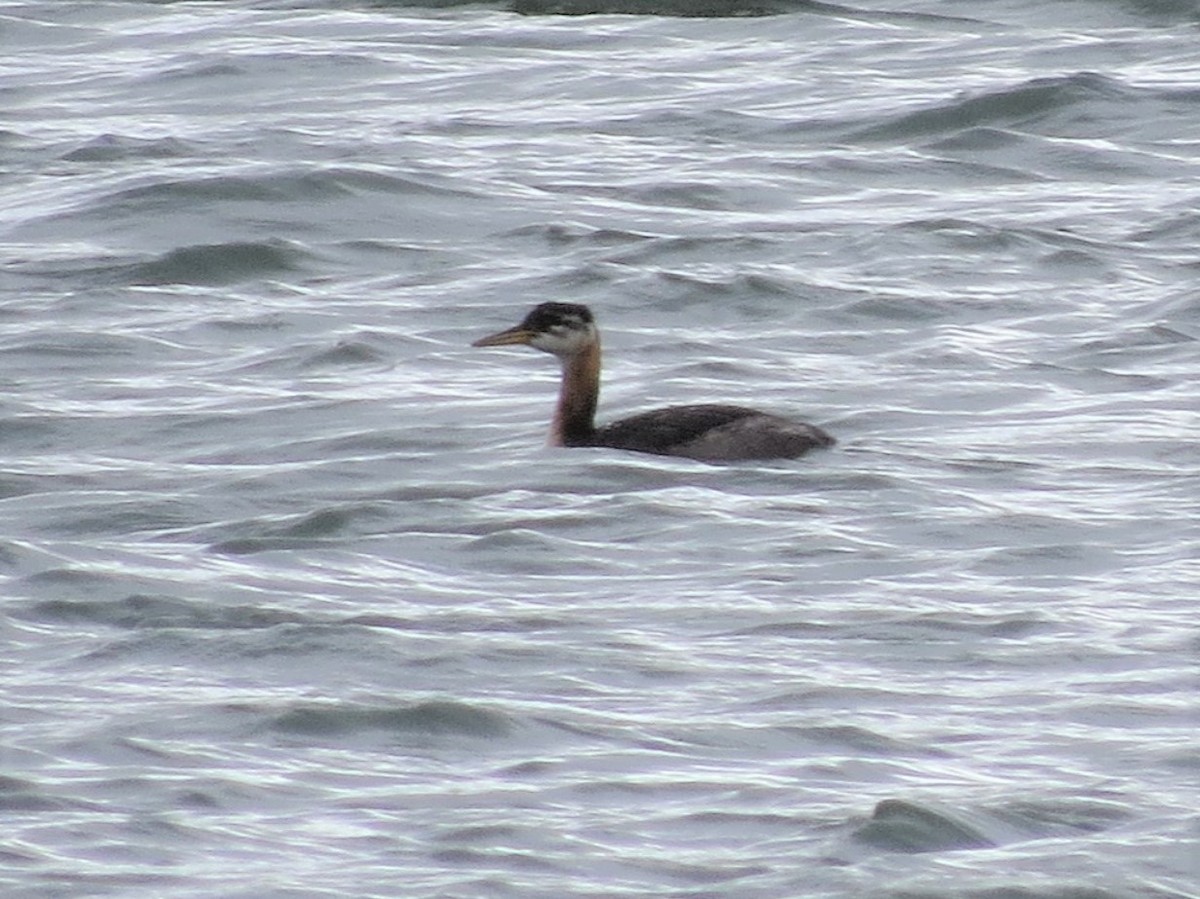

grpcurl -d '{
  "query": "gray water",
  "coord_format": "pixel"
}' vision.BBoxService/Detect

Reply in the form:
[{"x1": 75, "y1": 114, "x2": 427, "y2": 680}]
[{"x1": 2, "y1": 1, "x2": 1198, "y2": 896}]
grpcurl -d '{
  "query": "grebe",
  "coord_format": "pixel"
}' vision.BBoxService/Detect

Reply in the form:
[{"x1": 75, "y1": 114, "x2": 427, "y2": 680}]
[{"x1": 472, "y1": 302, "x2": 834, "y2": 461}]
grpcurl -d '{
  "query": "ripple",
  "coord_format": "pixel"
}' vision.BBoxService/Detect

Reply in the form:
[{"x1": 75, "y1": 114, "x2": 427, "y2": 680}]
[
  {"x1": 59, "y1": 134, "x2": 198, "y2": 163},
  {"x1": 272, "y1": 700, "x2": 512, "y2": 739},
  {"x1": 2, "y1": 4, "x2": 1196, "y2": 898},
  {"x1": 22, "y1": 594, "x2": 307, "y2": 631},
  {"x1": 851, "y1": 72, "x2": 1136, "y2": 143},
  {"x1": 123, "y1": 240, "x2": 305, "y2": 286}
]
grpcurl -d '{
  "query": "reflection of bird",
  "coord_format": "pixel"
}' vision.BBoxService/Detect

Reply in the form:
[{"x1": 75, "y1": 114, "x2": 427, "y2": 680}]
[{"x1": 473, "y1": 302, "x2": 834, "y2": 461}]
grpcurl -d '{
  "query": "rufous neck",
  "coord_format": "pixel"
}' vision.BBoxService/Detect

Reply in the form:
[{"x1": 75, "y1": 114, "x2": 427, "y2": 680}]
[{"x1": 550, "y1": 339, "x2": 600, "y2": 446}]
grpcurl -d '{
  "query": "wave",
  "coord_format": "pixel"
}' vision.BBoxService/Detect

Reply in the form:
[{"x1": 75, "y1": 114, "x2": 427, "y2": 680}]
[
  {"x1": 511, "y1": 0, "x2": 810, "y2": 14},
  {"x1": 207, "y1": 501, "x2": 395, "y2": 555},
  {"x1": 356, "y1": 0, "x2": 811, "y2": 14},
  {"x1": 123, "y1": 239, "x2": 305, "y2": 286},
  {"x1": 60, "y1": 134, "x2": 198, "y2": 163},
  {"x1": 101, "y1": 166, "x2": 471, "y2": 210},
  {"x1": 850, "y1": 795, "x2": 1133, "y2": 854},
  {"x1": 22, "y1": 593, "x2": 309, "y2": 630},
  {"x1": 355, "y1": 0, "x2": 1199, "y2": 20},
  {"x1": 850, "y1": 72, "x2": 1136, "y2": 143},
  {"x1": 360, "y1": 0, "x2": 983, "y2": 21},
  {"x1": 272, "y1": 699, "x2": 512, "y2": 738}
]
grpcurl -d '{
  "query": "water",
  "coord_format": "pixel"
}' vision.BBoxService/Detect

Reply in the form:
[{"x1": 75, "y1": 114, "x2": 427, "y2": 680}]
[{"x1": 2, "y1": 1, "x2": 1198, "y2": 896}]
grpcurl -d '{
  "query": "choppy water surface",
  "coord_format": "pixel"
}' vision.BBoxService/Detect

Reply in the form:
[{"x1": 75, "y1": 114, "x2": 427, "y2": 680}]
[{"x1": 2, "y1": 1, "x2": 1198, "y2": 896}]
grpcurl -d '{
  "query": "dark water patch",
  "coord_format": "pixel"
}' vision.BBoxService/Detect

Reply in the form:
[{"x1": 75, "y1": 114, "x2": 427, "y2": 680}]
[
  {"x1": 1062, "y1": 323, "x2": 1194, "y2": 359},
  {"x1": 1129, "y1": 207, "x2": 1200, "y2": 245},
  {"x1": 853, "y1": 798, "x2": 1000, "y2": 852},
  {"x1": 1037, "y1": 247, "x2": 1108, "y2": 274},
  {"x1": 108, "y1": 172, "x2": 345, "y2": 209},
  {"x1": 628, "y1": 181, "x2": 737, "y2": 211},
  {"x1": 834, "y1": 217, "x2": 1116, "y2": 293},
  {"x1": 0, "y1": 843, "x2": 44, "y2": 867},
  {"x1": 1001, "y1": 797, "x2": 1134, "y2": 835},
  {"x1": 747, "y1": 684, "x2": 915, "y2": 714},
  {"x1": 206, "y1": 502, "x2": 402, "y2": 554},
  {"x1": 463, "y1": 531, "x2": 622, "y2": 576},
  {"x1": 927, "y1": 126, "x2": 1026, "y2": 153},
  {"x1": 1119, "y1": 0, "x2": 1200, "y2": 22},
  {"x1": 718, "y1": 616, "x2": 836, "y2": 637},
  {"x1": 971, "y1": 542, "x2": 1122, "y2": 579},
  {"x1": 511, "y1": 0, "x2": 798, "y2": 15},
  {"x1": 209, "y1": 536, "x2": 338, "y2": 555},
  {"x1": 850, "y1": 72, "x2": 1135, "y2": 143},
  {"x1": 795, "y1": 149, "x2": 1045, "y2": 190},
  {"x1": 163, "y1": 402, "x2": 440, "y2": 468},
  {"x1": 152, "y1": 60, "x2": 245, "y2": 82},
  {"x1": 592, "y1": 107, "x2": 772, "y2": 142},
  {"x1": 274, "y1": 506, "x2": 384, "y2": 539},
  {"x1": 427, "y1": 845, "x2": 566, "y2": 875},
  {"x1": 298, "y1": 337, "x2": 389, "y2": 369},
  {"x1": 875, "y1": 887, "x2": 1149, "y2": 899},
  {"x1": 208, "y1": 342, "x2": 338, "y2": 377},
  {"x1": 196, "y1": 312, "x2": 289, "y2": 334},
  {"x1": 23, "y1": 594, "x2": 308, "y2": 631},
  {"x1": 840, "y1": 292, "x2": 952, "y2": 322},
  {"x1": 0, "y1": 329, "x2": 158, "y2": 361},
  {"x1": 782, "y1": 724, "x2": 943, "y2": 756},
  {"x1": 289, "y1": 428, "x2": 427, "y2": 458},
  {"x1": 41, "y1": 499, "x2": 199, "y2": 539},
  {"x1": 602, "y1": 233, "x2": 776, "y2": 268},
  {"x1": 272, "y1": 699, "x2": 511, "y2": 739},
  {"x1": 349, "y1": 611, "x2": 575, "y2": 634},
  {"x1": 59, "y1": 134, "x2": 197, "y2": 163},
  {"x1": 206, "y1": 503, "x2": 394, "y2": 556},
  {"x1": 893, "y1": 217, "x2": 1035, "y2": 252},
  {"x1": 526, "y1": 182, "x2": 762, "y2": 236},
  {"x1": 16, "y1": 566, "x2": 124, "y2": 599},
  {"x1": 103, "y1": 167, "x2": 478, "y2": 212},
  {"x1": 0, "y1": 541, "x2": 26, "y2": 567},
  {"x1": 9, "y1": 165, "x2": 484, "y2": 251},
  {"x1": 3, "y1": 252, "x2": 133, "y2": 287},
  {"x1": 331, "y1": 238, "x2": 473, "y2": 275},
  {"x1": 929, "y1": 129, "x2": 1190, "y2": 187},
  {"x1": 0, "y1": 785, "x2": 91, "y2": 813},
  {"x1": 430, "y1": 822, "x2": 527, "y2": 844},
  {"x1": 502, "y1": 222, "x2": 656, "y2": 249},
  {"x1": 123, "y1": 240, "x2": 305, "y2": 286},
  {"x1": 511, "y1": 0, "x2": 982, "y2": 19},
  {"x1": 852, "y1": 794, "x2": 1134, "y2": 856},
  {"x1": 0, "y1": 416, "x2": 63, "y2": 452},
  {"x1": 67, "y1": 620, "x2": 399, "y2": 671},
  {"x1": 148, "y1": 50, "x2": 387, "y2": 86},
  {"x1": 0, "y1": 128, "x2": 28, "y2": 148},
  {"x1": 726, "y1": 610, "x2": 1048, "y2": 643},
  {"x1": 870, "y1": 610, "x2": 1049, "y2": 642},
  {"x1": 649, "y1": 268, "x2": 798, "y2": 303}
]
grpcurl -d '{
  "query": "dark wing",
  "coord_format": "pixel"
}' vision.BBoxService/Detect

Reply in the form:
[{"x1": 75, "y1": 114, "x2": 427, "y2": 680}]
[{"x1": 593, "y1": 404, "x2": 833, "y2": 461}]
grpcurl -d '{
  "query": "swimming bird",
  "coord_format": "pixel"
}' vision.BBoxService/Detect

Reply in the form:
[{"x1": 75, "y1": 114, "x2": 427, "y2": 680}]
[{"x1": 472, "y1": 302, "x2": 834, "y2": 461}]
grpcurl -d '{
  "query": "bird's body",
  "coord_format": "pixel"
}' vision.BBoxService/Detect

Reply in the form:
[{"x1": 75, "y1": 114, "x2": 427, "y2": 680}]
[{"x1": 472, "y1": 302, "x2": 834, "y2": 462}]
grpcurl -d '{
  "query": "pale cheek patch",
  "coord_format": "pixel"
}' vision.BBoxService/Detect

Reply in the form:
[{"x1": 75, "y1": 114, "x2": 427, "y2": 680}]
[{"x1": 533, "y1": 322, "x2": 594, "y2": 356}]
